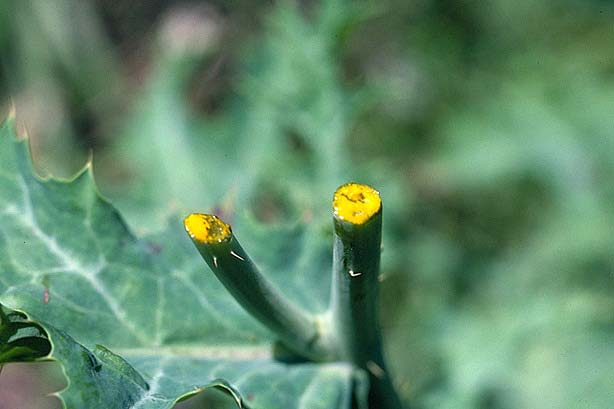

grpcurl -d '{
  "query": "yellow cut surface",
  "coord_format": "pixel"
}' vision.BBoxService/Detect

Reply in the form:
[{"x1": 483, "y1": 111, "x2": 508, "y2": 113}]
[
  {"x1": 184, "y1": 213, "x2": 232, "y2": 244},
  {"x1": 333, "y1": 183, "x2": 381, "y2": 225}
]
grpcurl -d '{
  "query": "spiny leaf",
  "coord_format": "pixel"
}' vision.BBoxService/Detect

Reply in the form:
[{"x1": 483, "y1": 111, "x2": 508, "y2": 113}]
[{"x1": 0, "y1": 116, "x2": 364, "y2": 408}]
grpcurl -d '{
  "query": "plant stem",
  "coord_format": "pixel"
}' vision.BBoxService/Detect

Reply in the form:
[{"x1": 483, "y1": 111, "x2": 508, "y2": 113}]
[
  {"x1": 329, "y1": 183, "x2": 403, "y2": 409},
  {"x1": 184, "y1": 214, "x2": 335, "y2": 362}
]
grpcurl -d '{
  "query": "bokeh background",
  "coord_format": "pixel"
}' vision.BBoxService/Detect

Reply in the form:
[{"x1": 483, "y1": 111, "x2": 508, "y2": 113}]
[{"x1": 1, "y1": 0, "x2": 614, "y2": 408}]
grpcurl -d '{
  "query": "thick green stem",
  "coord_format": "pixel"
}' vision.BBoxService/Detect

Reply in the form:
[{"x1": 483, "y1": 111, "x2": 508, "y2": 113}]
[
  {"x1": 329, "y1": 183, "x2": 403, "y2": 409},
  {"x1": 184, "y1": 214, "x2": 335, "y2": 362}
]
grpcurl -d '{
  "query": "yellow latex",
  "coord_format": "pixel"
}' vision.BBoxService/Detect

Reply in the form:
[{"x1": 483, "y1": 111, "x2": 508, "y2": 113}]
[
  {"x1": 184, "y1": 214, "x2": 232, "y2": 244},
  {"x1": 333, "y1": 183, "x2": 381, "y2": 225}
]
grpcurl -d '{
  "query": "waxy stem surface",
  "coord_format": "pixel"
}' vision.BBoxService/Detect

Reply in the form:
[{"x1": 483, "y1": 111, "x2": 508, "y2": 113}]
[
  {"x1": 184, "y1": 182, "x2": 404, "y2": 408},
  {"x1": 330, "y1": 182, "x2": 403, "y2": 409},
  {"x1": 184, "y1": 213, "x2": 335, "y2": 362}
]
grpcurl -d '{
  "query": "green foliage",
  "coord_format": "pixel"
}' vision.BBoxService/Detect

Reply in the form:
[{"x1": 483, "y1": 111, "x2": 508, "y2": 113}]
[
  {"x1": 2, "y1": 0, "x2": 614, "y2": 408},
  {"x1": 102, "y1": 1, "x2": 357, "y2": 232},
  {"x1": 0, "y1": 116, "x2": 363, "y2": 408}
]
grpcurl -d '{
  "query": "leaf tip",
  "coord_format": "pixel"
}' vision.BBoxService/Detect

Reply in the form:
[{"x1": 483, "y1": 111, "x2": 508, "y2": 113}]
[
  {"x1": 1, "y1": 103, "x2": 19, "y2": 138},
  {"x1": 333, "y1": 182, "x2": 381, "y2": 225},
  {"x1": 85, "y1": 149, "x2": 94, "y2": 169},
  {"x1": 184, "y1": 213, "x2": 232, "y2": 244},
  {"x1": 7, "y1": 101, "x2": 17, "y2": 122}
]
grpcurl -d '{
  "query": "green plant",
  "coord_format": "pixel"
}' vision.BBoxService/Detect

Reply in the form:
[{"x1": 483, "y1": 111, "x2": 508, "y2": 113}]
[{"x1": 0, "y1": 113, "x2": 403, "y2": 408}]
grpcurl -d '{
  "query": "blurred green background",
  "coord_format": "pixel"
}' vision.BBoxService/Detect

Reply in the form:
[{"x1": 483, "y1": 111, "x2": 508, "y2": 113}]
[{"x1": 1, "y1": 0, "x2": 614, "y2": 408}]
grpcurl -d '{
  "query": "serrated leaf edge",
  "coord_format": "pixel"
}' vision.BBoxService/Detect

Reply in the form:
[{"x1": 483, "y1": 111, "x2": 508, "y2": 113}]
[{"x1": 0, "y1": 115, "x2": 249, "y2": 409}]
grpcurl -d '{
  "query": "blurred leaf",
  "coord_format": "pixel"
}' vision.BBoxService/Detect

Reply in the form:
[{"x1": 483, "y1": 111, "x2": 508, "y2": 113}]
[{"x1": 103, "y1": 1, "x2": 360, "y2": 233}]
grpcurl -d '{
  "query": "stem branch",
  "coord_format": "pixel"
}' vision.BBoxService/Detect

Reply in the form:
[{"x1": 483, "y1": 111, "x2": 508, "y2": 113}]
[
  {"x1": 184, "y1": 214, "x2": 334, "y2": 361},
  {"x1": 329, "y1": 183, "x2": 402, "y2": 409}
]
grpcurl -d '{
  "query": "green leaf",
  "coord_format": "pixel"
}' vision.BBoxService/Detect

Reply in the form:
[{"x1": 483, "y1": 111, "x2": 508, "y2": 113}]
[{"x1": 0, "y1": 117, "x2": 364, "y2": 408}]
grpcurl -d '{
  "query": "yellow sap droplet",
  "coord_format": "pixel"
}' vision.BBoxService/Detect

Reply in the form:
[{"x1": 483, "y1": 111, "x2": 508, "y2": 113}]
[
  {"x1": 333, "y1": 183, "x2": 381, "y2": 225},
  {"x1": 184, "y1": 214, "x2": 232, "y2": 244}
]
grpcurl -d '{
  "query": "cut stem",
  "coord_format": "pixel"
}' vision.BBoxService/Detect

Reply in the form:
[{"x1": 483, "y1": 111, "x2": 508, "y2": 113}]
[
  {"x1": 329, "y1": 183, "x2": 403, "y2": 409},
  {"x1": 184, "y1": 214, "x2": 334, "y2": 361}
]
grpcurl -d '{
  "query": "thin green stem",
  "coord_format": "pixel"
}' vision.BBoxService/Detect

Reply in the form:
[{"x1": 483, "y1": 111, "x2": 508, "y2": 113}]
[
  {"x1": 184, "y1": 214, "x2": 335, "y2": 362},
  {"x1": 329, "y1": 183, "x2": 403, "y2": 409}
]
